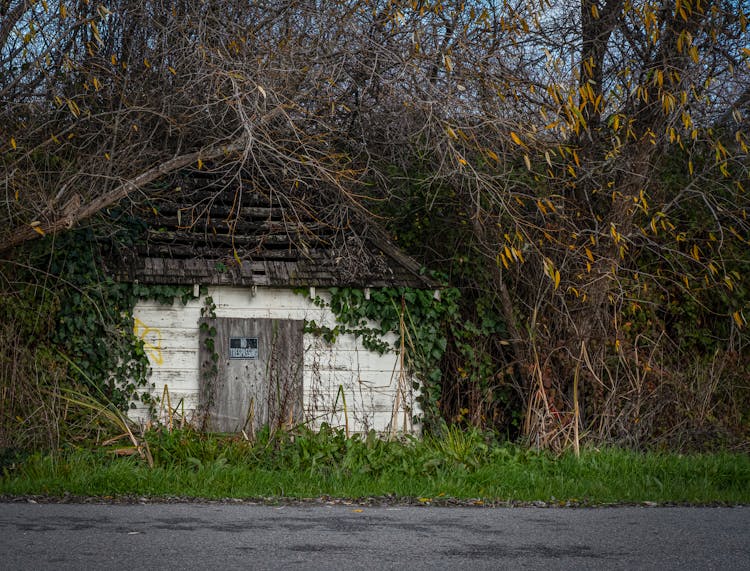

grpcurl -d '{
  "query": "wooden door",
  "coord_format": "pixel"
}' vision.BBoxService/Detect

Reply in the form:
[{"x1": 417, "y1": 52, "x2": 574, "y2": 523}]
[{"x1": 199, "y1": 317, "x2": 303, "y2": 433}]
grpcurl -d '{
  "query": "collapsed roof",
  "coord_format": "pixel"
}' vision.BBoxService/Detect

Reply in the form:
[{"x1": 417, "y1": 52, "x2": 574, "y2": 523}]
[{"x1": 115, "y1": 171, "x2": 436, "y2": 289}]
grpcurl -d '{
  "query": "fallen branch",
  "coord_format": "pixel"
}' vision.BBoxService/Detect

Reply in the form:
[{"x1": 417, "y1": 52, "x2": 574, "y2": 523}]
[{"x1": 0, "y1": 140, "x2": 245, "y2": 257}]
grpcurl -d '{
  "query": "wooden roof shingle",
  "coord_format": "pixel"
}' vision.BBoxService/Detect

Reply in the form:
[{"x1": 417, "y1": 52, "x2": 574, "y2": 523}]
[{"x1": 115, "y1": 174, "x2": 436, "y2": 289}]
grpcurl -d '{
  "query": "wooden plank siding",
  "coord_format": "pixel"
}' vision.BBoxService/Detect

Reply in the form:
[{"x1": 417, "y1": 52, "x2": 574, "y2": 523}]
[{"x1": 130, "y1": 287, "x2": 419, "y2": 435}]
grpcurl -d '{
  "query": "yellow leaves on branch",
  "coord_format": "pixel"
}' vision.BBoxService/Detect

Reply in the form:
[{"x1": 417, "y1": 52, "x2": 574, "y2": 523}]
[
  {"x1": 611, "y1": 114, "x2": 622, "y2": 132},
  {"x1": 536, "y1": 198, "x2": 556, "y2": 215},
  {"x1": 675, "y1": 0, "x2": 696, "y2": 22},
  {"x1": 652, "y1": 69, "x2": 664, "y2": 88},
  {"x1": 724, "y1": 275, "x2": 734, "y2": 291},
  {"x1": 732, "y1": 311, "x2": 745, "y2": 329},
  {"x1": 497, "y1": 240, "x2": 525, "y2": 270},
  {"x1": 610, "y1": 223, "x2": 622, "y2": 244},
  {"x1": 634, "y1": 189, "x2": 649, "y2": 213},
  {"x1": 660, "y1": 92, "x2": 676, "y2": 115},
  {"x1": 66, "y1": 99, "x2": 80, "y2": 118},
  {"x1": 714, "y1": 139, "x2": 728, "y2": 162},
  {"x1": 30, "y1": 221, "x2": 45, "y2": 236},
  {"x1": 443, "y1": 54, "x2": 453, "y2": 73},
  {"x1": 691, "y1": 244, "x2": 702, "y2": 262},
  {"x1": 729, "y1": 226, "x2": 748, "y2": 244},
  {"x1": 736, "y1": 129, "x2": 749, "y2": 154},
  {"x1": 510, "y1": 131, "x2": 525, "y2": 147},
  {"x1": 507, "y1": 131, "x2": 536, "y2": 169},
  {"x1": 543, "y1": 257, "x2": 561, "y2": 290},
  {"x1": 90, "y1": 22, "x2": 102, "y2": 45}
]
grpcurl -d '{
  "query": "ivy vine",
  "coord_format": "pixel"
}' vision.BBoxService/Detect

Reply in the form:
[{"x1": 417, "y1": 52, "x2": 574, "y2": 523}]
[
  {"x1": 198, "y1": 295, "x2": 219, "y2": 430},
  {"x1": 300, "y1": 286, "x2": 461, "y2": 429},
  {"x1": 8, "y1": 222, "x2": 200, "y2": 412}
]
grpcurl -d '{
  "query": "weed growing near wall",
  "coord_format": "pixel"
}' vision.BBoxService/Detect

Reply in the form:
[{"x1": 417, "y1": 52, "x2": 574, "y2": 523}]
[
  {"x1": 0, "y1": 221, "x2": 199, "y2": 452},
  {"x1": 3, "y1": 426, "x2": 749, "y2": 504}
]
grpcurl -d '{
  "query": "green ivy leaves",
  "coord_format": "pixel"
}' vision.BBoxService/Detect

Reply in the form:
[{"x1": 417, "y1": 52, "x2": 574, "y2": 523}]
[
  {"x1": 19, "y1": 226, "x2": 199, "y2": 411},
  {"x1": 302, "y1": 286, "x2": 461, "y2": 428}
]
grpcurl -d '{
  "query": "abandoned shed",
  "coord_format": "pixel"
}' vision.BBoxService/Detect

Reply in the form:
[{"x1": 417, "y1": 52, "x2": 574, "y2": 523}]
[{"x1": 116, "y1": 173, "x2": 437, "y2": 435}]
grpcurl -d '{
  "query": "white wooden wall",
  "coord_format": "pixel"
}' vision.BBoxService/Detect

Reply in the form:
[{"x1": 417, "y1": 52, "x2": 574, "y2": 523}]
[{"x1": 131, "y1": 287, "x2": 419, "y2": 434}]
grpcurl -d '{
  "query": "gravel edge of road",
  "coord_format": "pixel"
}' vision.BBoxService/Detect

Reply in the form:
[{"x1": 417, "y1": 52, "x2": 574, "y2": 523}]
[{"x1": 1, "y1": 494, "x2": 746, "y2": 508}]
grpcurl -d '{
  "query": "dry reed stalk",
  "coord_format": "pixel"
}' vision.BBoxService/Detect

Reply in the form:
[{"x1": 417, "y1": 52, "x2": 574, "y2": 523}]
[
  {"x1": 121, "y1": 412, "x2": 153, "y2": 467},
  {"x1": 572, "y1": 342, "x2": 584, "y2": 458},
  {"x1": 342, "y1": 388, "x2": 350, "y2": 439},
  {"x1": 400, "y1": 300, "x2": 411, "y2": 434},
  {"x1": 524, "y1": 344, "x2": 554, "y2": 447},
  {"x1": 101, "y1": 432, "x2": 130, "y2": 446},
  {"x1": 390, "y1": 302, "x2": 408, "y2": 438},
  {"x1": 243, "y1": 396, "x2": 256, "y2": 441},
  {"x1": 159, "y1": 384, "x2": 173, "y2": 432},
  {"x1": 522, "y1": 342, "x2": 587, "y2": 453},
  {"x1": 333, "y1": 384, "x2": 350, "y2": 438},
  {"x1": 166, "y1": 385, "x2": 173, "y2": 431}
]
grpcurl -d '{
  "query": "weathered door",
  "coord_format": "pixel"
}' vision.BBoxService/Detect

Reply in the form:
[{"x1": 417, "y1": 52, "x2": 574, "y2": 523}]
[{"x1": 199, "y1": 317, "x2": 303, "y2": 433}]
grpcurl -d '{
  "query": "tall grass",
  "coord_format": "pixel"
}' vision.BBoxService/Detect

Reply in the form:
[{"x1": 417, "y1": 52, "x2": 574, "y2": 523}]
[{"x1": 2, "y1": 426, "x2": 748, "y2": 504}]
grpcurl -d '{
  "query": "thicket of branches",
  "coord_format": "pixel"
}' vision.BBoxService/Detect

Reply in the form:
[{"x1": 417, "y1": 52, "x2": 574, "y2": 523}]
[{"x1": 2, "y1": 0, "x2": 749, "y2": 450}]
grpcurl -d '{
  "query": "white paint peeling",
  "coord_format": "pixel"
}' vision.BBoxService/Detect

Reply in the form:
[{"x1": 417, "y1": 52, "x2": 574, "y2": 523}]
[{"x1": 131, "y1": 286, "x2": 420, "y2": 435}]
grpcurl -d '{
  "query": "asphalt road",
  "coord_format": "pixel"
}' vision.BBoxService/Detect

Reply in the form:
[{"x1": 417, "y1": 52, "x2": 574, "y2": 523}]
[{"x1": 1, "y1": 502, "x2": 748, "y2": 570}]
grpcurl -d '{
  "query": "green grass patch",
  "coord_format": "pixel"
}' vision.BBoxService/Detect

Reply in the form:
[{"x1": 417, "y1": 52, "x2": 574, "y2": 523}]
[{"x1": 2, "y1": 426, "x2": 748, "y2": 504}]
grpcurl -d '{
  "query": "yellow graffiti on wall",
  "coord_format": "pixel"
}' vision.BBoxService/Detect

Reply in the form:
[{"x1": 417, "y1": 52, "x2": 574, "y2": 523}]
[{"x1": 133, "y1": 317, "x2": 164, "y2": 366}]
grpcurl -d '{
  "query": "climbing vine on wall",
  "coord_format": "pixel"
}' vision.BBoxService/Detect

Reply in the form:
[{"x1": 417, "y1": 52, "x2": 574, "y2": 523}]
[
  {"x1": 198, "y1": 295, "x2": 219, "y2": 430},
  {"x1": 301, "y1": 286, "x2": 461, "y2": 429},
  {"x1": 5, "y1": 222, "x2": 199, "y2": 412}
]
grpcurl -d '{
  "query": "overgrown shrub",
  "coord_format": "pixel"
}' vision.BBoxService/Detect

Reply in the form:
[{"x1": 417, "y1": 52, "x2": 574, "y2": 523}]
[{"x1": 0, "y1": 221, "x2": 198, "y2": 454}]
